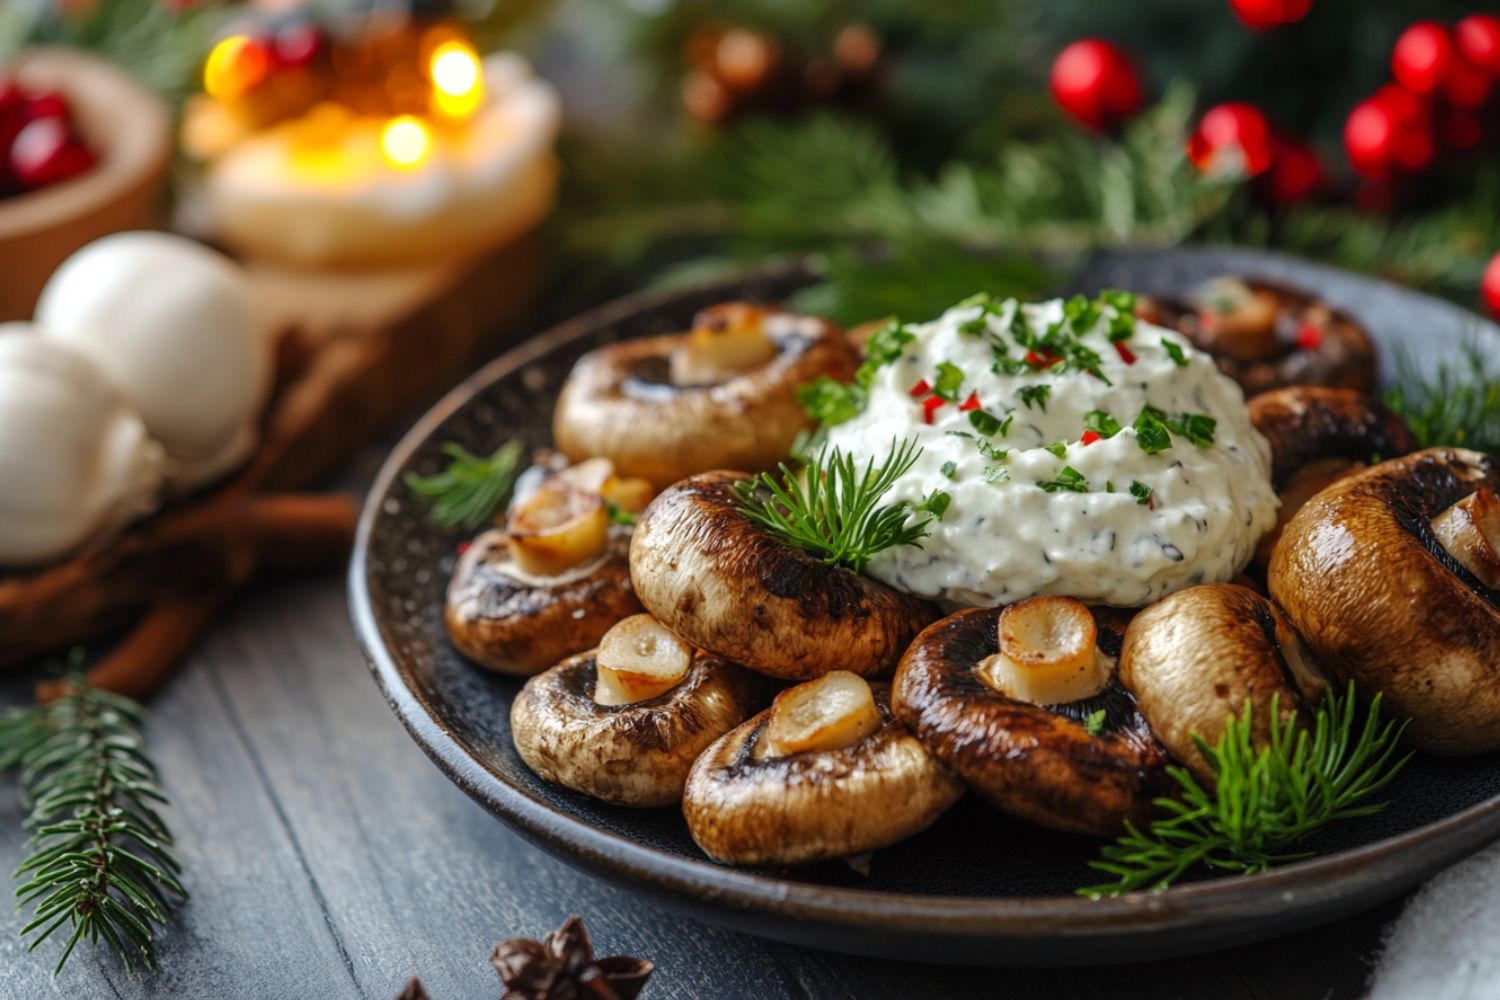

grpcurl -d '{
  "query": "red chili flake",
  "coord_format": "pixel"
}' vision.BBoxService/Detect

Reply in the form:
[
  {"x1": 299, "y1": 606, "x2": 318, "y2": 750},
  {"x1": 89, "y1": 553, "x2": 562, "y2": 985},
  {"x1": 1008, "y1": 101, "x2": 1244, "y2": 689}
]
[
  {"x1": 1081, "y1": 430, "x2": 1102, "y2": 446},
  {"x1": 1295, "y1": 322, "x2": 1323, "y2": 351},
  {"x1": 1114, "y1": 341, "x2": 1137, "y2": 365},
  {"x1": 1025, "y1": 349, "x2": 1062, "y2": 368},
  {"x1": 959, "y1": 390, "x2": 981, "y2": 412},
  {"x1": 1198, "y1": 310, "x2": 1219, "y2": 333},
  {"x1": 922, "y1": 395, "x2": 946, "y2": 424},
  {"x1": 456, "y1": 540, "x2": 471, "y2": 556},
  {"x1": 909, "y1": 378, "x2": 931, "y2": 397}
]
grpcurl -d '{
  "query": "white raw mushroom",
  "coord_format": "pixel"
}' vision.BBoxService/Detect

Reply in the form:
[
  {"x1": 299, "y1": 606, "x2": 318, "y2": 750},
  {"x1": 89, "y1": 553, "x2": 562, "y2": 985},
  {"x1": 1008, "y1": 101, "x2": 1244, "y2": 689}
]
[
  {"x1": 35, "y1": 231, "x2": 270, "y2": 491},
  {"x1": 0, "y1": 327, "x2": 164, "y2": 566}
]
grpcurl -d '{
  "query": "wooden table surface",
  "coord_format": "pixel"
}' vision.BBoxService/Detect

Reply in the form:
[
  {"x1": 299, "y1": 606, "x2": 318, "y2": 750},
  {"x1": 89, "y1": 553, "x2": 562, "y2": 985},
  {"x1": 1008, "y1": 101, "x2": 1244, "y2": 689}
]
[{"x1": 0, "y1": 402, "x2": 1406, "y2": 1000}]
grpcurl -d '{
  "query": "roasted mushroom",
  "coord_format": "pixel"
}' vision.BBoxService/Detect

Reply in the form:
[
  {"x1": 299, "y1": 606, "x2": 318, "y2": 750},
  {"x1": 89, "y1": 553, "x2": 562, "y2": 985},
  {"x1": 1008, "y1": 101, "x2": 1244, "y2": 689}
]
[
  {"x1": 629, "y1": 471, "x2": 937, "y2": 680},
  {"x1": 511, "y1": 614, "x2": 762, "y2": 806},
  {"x1": 553, "y1": 303, "x2": 858, "y2": 489},
  {"x1": 445, "y1": 458, "x2": 650, "y2": 674},
  {"x1": 1136, "y1": 276, "x2": 1375, "y2": 395},
  {"x1": 1268, "y1": 448, "x2": 1500, "y2": 754},
  {"x1": 1248, "y1": 386, "x2": 1419, "y2": 566},
  {"x1": 1119, "y1": 583, "x2": 1328, "y2": 782},
  {"x1": 893, "y1": 598, "x2": 1173, "y2": 837},
  {"x1": 682, "y1": 672, "x2": 962, "y2": 864}
]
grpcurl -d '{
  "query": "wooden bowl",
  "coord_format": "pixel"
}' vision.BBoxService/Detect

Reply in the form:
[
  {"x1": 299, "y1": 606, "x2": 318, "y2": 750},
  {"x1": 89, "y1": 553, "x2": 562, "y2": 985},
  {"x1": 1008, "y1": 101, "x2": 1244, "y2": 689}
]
[{"x1": 0, "y1": 49, "x2": 172, "y2": 321}]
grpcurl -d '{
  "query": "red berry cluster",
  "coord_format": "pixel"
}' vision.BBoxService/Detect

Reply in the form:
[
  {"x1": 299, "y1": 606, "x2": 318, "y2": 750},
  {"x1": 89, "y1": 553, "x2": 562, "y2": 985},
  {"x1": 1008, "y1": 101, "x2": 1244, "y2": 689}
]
[
  {"x1": 1345, "y1": 15, "x2": 1500, "y2": 181},
  {"x1": 1228, "y1": 0, "x2": 1312, "y2": 31},
  {"x1": 0, "y1": 76, "x2": 96, "y2": 200},
  {"x1": 1186, "y1": 103, "x2": 1326, "y2": 205},
  {"x1": 1049, "y1": 40, "x2": 1142, "y2": 133}
]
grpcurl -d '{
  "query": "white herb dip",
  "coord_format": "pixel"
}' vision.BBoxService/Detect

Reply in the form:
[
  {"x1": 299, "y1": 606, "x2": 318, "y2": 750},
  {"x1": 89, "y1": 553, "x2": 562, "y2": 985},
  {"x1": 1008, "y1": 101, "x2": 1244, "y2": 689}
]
[{"x1": 821, "y1": 296, "x2": 1279, "y2": 608}]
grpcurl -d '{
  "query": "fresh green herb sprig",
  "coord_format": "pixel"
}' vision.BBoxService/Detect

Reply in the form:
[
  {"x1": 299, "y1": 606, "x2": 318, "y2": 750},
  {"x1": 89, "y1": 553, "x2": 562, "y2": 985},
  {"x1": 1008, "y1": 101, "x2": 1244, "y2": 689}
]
[
  {"x1": 2, "y1": 676, "x2": 186, "y2": 974},
  {"x1": 405, "y1": 440, "x2": 524, "y2": 530},
  {"x1": 1082, "y1": 685, "x2": 1409, "y2": 896},
  {"x1": 733, "y1": 438, "x2": 945, "y2": 573},
  {"x1": 1384, "y1": 345, "x2": 1500, "y2": 454},
  {"x1": 798, "y1": 320, "x2": 916, "y2": 427}
]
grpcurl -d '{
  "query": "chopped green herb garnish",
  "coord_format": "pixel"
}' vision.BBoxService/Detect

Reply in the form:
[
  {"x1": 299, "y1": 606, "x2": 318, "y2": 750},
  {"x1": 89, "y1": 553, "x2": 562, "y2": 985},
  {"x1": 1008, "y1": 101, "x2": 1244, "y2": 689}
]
[
  {"x1": 984, "y1": 465, "x2": 1011, "y2": 484},
  {"x1": 797, "y1": 376, "x2": 867, "y2": 427},
  {"x1": 604, "y1": 500, "x2": 636, "y2": 526},
  {"x1": 920, "y1": 490, "x2": 952, "y2": 517},
  {"x1": 1165, "y1": 411, "x2": 1217, "y2": 448},
  {"x1": 862, "y1": 320, "x2": 915, "y2": 377},
  {"x1": 1018, "y1": 384, "x2": 1052, "y2": 412},
  {"x1": 1132, "y1": 407, "x2": 1174, "y2": 455},
  {"x1": 1046, "y1": 441, "x2": 1068, "y2": 457},
  {"x1": 934, "y1": 361, "x2": 966, "y2": 401},
  {"x1": 1038, "y1": 466, "x2": 1089, "y2": 493},
  {"x1": 1105, "y1": 480, "x2": 1116, "y2": 493},
  {"x1": 940, "y1": 460, "x2": 958, "y2": 479},
  {"x1": 1130, "y1": 480, "x2": 1153, "y2": 505},
  {"x1": 969, "y1": 409, "x2": 1003, "y2": 436},
  {"x1": 1083, "y1": 409, "x2": 1122, "y2": 438},
  {"x1": 1161, "y1": 339, "x2": 1190, "y2": 367},
  {"x1": 1084, "y1": 709, "x2": 1107, "y2": 736}
]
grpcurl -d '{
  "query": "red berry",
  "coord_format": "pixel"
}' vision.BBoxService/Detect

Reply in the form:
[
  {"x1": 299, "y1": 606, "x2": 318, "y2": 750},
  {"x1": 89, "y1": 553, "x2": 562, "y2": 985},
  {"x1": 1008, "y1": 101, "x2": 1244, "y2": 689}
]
[
  {"x1": 1344, "y1": 92, "x2": 1435, "y2": 179},
  {"x1": 1372, "y1": 83, "x2": 1427, "y2": 126},
  {"x1": 1262, "y1": 137, "x2": 1325, "y2": 204},
  {"x1": 1392, "y1": 21, "x2": 1454, "y2": 95},
  {"x1": 22, "y1": 91, "x2": 69, "y2": 123},
  {"x1": 1457, "y1": 15, "x2": 1500, "y2": 76},
  {"x1": 1483, "y1": 252, "x2": 1500, "y2": 319},
  {"x1": 10, "y1": 118, "x2": 94, "y2": 189},
  {"x1": 1050, "y1": 39, "x2": 1143, "y2": 131},
  {"x1": 1443, "y1": 53, "x2": 1492, "y2": 108},
  {"x1": 1228, "y1": 0, "x2": 1312, "y2": 30},
  {"x1": 1188, "y1": 102, "x2": 1274, "y2": 177}
]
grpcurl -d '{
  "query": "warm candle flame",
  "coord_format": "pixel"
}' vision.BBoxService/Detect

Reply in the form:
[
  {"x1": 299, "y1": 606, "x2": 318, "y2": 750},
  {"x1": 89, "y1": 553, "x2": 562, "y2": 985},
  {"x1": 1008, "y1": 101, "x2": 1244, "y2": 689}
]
[
  {"x1": 380, "y1": 115, "x2": 433, "y2": 169},
  {"x1": 429, "y1": 40, "x2": 484, "y2": 119}
]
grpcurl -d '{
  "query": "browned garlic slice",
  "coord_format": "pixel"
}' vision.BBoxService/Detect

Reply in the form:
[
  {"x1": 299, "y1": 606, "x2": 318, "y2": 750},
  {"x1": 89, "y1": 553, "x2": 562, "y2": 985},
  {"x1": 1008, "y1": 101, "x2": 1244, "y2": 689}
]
[
  {"x1": 506, "y1": 478, "x2": 609, "y2": 577},
  {"x1": 761, "y1": 670, "x2": 882, "y2": 758},
  {"x1": 594, "y1": 614, "x2": 694, "y2": 706},
  {"x1": 978, "y1": 596, "x2": 1111, "y2": 705},
  {"x1": 1433, "y1": 487, "x2": 1500, "y2": 589},
  {"x1": 669, "y1": 304, "x2": 777, "y2": 386}
]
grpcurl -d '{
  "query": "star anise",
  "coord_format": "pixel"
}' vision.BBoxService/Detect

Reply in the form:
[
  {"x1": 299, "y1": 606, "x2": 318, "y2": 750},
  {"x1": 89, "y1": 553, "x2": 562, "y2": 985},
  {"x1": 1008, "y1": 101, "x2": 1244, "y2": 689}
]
[{"x1": 492, "y1": 916, "x2": 653, "y2": 1000}]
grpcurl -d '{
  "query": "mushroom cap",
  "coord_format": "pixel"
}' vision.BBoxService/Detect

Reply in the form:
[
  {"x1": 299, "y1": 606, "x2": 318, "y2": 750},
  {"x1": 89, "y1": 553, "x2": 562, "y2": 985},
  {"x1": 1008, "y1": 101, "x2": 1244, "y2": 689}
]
[
  {"x1": 892, "y1": 606, "x2": 1173, "y2": 837},
  {"x1": 552, "y1": 306, "x2": 857, "y2": 490},
  {"x1": 1119, "y1": 583, "x2": 1328, "y2": 783},
  {"x1": 1248, "y1": 386, "x2": 1418, "y2": 491},
  {"x1": 445, "y1": 528, "x2": 643, "y2": 675},
  {"x1": 629, "y1": 471, "x2": 938, "y2": 680},
  {"x1": 1268, "y1": 448, "x2": 1500, "y2": 754},
  {"x1": 1137, "y1": 279, "x2": 1375, "y2": 395},
  {"x1": 511, "y1": 649, "x2": 762, "y2": 807},
  {"x1": 682, "y1": 684, "x2": 963, "y2": 865}
]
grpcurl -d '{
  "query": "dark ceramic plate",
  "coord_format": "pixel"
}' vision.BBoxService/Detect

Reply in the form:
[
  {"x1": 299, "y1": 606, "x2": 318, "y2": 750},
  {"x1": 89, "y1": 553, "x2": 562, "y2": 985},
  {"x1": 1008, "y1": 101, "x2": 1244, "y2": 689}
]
[{"x1": 350, "y1": 247, "x2": 1500, "y2": 965}]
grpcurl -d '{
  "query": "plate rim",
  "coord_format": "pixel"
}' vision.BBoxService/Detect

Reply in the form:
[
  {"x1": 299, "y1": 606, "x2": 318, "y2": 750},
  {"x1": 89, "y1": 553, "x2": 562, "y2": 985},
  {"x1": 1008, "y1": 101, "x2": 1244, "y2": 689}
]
[{"x1": 348, "y1": 250, "x2": 1500, "y2": 947}]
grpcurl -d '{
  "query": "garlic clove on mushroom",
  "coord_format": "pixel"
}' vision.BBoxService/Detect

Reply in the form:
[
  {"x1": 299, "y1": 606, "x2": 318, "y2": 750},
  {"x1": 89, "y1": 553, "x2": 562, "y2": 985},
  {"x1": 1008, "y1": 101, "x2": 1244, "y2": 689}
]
[
  {"x1": 35, "y1": 231, "x2": 270, "y2": 492},
  {"x1": 1433, "y1": 487, "x2": 1500, "y2": 589},
  {"x1": 594, "y1": 614, "x2": 694, "y2": 706},
  {"x1": 978, "y1": 596, "x2": 1112, "y2": 705},
  {"x1": 0, "y1": 329, "x2": 163, "y2": 565},
  {"x1": 761, "y1": 671, "x2": 883, "y2": 758},
  {"x1": 669, "y1": 303, "x2": 777, "y2": 386},
  {"x1": 506, "y1": 476, "x2": 610, "y2": 577},
  {"x1": 1194, "y1": 276, "x2": 1281, "y2": 361}
]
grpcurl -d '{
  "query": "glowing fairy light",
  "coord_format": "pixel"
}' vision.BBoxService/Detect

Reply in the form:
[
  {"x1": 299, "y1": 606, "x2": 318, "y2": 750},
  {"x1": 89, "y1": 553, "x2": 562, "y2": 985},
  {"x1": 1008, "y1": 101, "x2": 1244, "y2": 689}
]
[
  {"x1": 429, "y1": 40, "x2": 484, "y2": 119},
  {"x1": 380, "y1": 115, "x2": 432, "y2": 169},
  {"x1": 204, "y1": 35, "x2": 271, "y2": 101}
]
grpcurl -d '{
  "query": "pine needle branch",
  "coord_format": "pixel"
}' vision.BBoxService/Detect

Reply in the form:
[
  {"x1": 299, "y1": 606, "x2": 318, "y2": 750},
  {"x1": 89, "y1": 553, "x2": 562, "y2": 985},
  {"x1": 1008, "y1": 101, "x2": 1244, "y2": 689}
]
[
  {"x1": 2, "y1": 675, "x2": 186, "y2": 975},
  {"x1": 1081, "y1": 684, "x2": 1410, "y2": 897}
]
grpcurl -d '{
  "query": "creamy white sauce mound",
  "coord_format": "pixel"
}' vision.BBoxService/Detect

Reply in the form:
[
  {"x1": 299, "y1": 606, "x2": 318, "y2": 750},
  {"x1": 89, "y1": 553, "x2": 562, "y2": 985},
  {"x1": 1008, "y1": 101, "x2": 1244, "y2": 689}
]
[{"x1": 822, "y1": 297, "x2": 1279, "y2": 607}]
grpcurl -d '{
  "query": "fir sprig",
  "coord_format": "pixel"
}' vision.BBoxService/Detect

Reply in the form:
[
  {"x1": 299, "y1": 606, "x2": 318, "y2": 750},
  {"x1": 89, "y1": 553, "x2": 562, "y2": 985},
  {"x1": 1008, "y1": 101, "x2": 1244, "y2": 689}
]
[
  {"x1": 405, "y1": 441, "x2": 524, "y2": 531},
  {"x1": 1384, "y1": 344, "x2": 1500, "y2": 455},
  {"x1": 1082, "y1": 684, "x2": 1409, "y2": 896},
  {"x1": 1, "y1": 676, "x2": 186, "y2": 974},
  {"x1": 733, "y1": 438, "x2": 946, "y2": 573}
]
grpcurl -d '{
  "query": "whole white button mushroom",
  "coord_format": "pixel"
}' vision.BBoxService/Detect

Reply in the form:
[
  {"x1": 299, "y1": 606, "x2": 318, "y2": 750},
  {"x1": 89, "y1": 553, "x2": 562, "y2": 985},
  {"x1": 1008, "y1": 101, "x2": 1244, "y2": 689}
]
[
  {"x1": 36, "y1": 231, "x2": 270, "y2": 490},
  {"x1": 0, "y1": 327, "x2": 164, "y2": 565}
]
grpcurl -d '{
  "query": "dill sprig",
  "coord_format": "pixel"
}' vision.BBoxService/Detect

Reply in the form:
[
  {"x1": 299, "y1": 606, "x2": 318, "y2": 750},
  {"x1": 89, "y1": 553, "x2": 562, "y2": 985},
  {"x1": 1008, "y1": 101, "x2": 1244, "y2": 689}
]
[
  {"x1": 405, "y1": 440, "x2": 524, "y2": 530},
  {"x1": 733, "y1": 438, "x2": 948, "y2": 573},
  {"x1": 1, "y1": 676, "x2": 186, "y2": 974},
  {"x1": 1384, "y1": 344, "x2": 1500, "y2": 455},
  {"x1": 1081, "y1": 684, "x2": 1410, "y2": 897}
]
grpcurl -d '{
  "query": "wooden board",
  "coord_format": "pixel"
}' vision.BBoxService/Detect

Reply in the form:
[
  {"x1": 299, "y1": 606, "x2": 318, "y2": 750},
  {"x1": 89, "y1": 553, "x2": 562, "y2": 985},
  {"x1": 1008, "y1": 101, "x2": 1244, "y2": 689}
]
[{"x1": 0, "y1": 230, "x2": 540, "y2": 669}]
